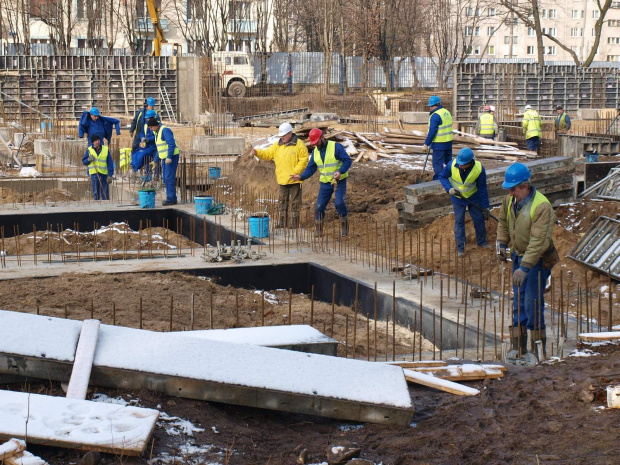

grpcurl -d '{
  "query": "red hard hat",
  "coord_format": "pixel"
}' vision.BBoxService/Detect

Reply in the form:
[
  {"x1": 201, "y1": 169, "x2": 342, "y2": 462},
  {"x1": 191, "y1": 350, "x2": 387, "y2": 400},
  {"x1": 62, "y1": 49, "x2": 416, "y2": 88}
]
[
  {"x1": 309, "y1": 128, "x2": 323, "y2": 145},
  {"x1": 483, "y1": 105, "x2": 491, "y2": 111}
]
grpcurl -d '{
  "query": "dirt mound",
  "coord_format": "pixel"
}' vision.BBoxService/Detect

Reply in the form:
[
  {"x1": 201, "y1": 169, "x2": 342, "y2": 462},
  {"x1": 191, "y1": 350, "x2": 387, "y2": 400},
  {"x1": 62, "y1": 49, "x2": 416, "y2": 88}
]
[
  {"x1": 0, "y1": 187, "x2": 23, "y2": 203},
  {"x1": 555, "y1": 199, "x2": 619, "y2": 234},
  {"x1": 34, "y1": 188, "x2": 78, "y2": 202}
]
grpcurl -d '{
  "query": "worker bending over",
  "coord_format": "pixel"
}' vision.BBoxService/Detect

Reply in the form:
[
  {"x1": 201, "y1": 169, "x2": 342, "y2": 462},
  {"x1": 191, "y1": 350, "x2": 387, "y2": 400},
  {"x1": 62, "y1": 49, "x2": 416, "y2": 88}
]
[
  {"x1": 148, "y1": 117, "x2": 179, "y2": 206},
  {"x1": 131, "y1": 97, "x2": 160, "y2": 151},
  {"x1": 475, "y1": 105, "x2": 498, "y2": 140},
  {"x1": 291, "y1": 128, "x2": 352, "y2": 237},
  {"x1": 497, "y1": 163, "x2": 559, "y2": 361},
  {"x1": 78, "y1": 107, "x2": 120, "y2": 147},
  {"x1": 438, "y1": 147, "x2": 490, "y2": 257},
  {"x1": 522, "y1": 105, "x2": 542, "y2": 152},
  {"x1": 422, "y1": 95, "x2": 453, "y2": 180},
  {"x1": 250, "y1": 122, "x2": 309, "y2": 229},
  {"x1": 82, "y1": 135, "x2": 114, "y2": 201},
  {"x1": 131, "y1": 109, "x2": 158, "y2": 173}
]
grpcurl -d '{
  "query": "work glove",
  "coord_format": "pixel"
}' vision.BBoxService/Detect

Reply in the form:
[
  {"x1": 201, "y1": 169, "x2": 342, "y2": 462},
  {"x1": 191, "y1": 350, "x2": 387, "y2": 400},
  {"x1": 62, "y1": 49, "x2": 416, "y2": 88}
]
[
  {"x1": 165, "y1": 158, "x2": 172, "y2": 164},
  {"x1": 482, "y1": 208, "x2": 490, "y2": 220},
  {"x1": 87, "y1": 155, "x2": 95, "y2": 163},
  {"x1": 107, "y1": 176, "x2": 114, "y2": 184},
  {"x1": 149, "y1": 161, "x2": 157, "y2": 170},
  {"x1": 512, "y1": 267, "x2": 528, "y2": 287},
  {"x1": 497, "y1": 244, "x2": 508, "y2": 262},
  {"x1": 422, "y1": 144, "x2": 429, "y2": 152},
  {"x1": 448, "y1": 188, "x2": 460, "y2": 196}
]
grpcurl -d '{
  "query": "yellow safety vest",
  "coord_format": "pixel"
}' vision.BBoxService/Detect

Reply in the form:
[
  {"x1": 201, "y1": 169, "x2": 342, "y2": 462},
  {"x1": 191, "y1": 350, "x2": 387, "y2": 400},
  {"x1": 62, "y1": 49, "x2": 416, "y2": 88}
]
[
  {"x1": 156, "y1": 125, "x2": 179, "y2": 160},
  {"x1": 449, "y1": 160, "x2": 482, "y2": 198},
  {"x1": 507, "y1": 190, "x2": 551, "y2": 231},
  {"x1": 314, "y1": 141, "x2": 349, "y2": 184},
  {"x1": 429, "y1": 108, "x2": 453, "y2": 143},
  {"x1": 478, "y1": 113, "x2": 495, "y2": 135},
  {"x1": 119, "y1": 148, "x2": 131, "y2": 172},
  {"x1": 523, "y1": 110, "x2": 542, "y2": 139},
  {"x1": 556, "y1": 112, "x2": 568, "y2": 130},
  {"x1": 87, "y1": 146, "x2": 109, "y2": 175}
]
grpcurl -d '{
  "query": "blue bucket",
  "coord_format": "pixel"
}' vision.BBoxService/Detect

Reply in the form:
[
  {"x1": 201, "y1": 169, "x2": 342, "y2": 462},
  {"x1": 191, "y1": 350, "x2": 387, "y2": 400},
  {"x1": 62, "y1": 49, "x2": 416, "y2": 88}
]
[
  {"x1": 138, "y1": 189, "x2": 156, "y2": 208},
  {"x1": 209, "y1": 167, "x2": 222, "y2": 179},
  {"x1": 249, "y1": 214, "x2": 269, "y2": 238},
  {"x1": 194, "y1": 196, "x2": 213, "y2": 214},
  {"x1": 586, "y1": 152, "x2": 598, "y2": 163}
]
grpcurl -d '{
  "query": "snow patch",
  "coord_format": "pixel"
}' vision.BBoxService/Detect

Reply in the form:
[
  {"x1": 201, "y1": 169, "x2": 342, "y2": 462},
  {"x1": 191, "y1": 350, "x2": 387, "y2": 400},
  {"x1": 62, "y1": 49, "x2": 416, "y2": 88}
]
[{"x1": 158, "y1": 412, "x2": 205, "y2": 437}]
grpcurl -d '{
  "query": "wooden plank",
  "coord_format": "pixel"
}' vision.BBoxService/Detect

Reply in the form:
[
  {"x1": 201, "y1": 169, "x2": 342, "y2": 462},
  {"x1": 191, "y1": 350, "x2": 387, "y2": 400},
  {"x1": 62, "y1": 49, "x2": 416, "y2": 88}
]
[
  {"x1": 579, "y1": 331, "x2": 620, "y2": 342},
  {"x1": 0, "y1": 439, "x2": 25, "y2": 461},
  {"x1": 66, "y1": 320, "x2": 100, "y2": 400},
  {"x1": 387, "y1": 361, "x2": 447, "y2": 368},
  {"x1": 402, "y1": 369, "x2": 480, "y2": 396}
]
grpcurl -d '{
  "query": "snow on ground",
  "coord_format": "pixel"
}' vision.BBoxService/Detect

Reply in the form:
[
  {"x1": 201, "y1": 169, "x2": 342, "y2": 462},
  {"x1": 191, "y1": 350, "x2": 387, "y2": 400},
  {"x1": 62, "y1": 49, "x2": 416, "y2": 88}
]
[
  {"x1": 172, "y1": 325, "x2": 335, "y2": 346},
  {"x1": 158, "y1": 412, "x2": 205, "y2": 437},
  {"x1": 569, "y1": 349, "x2": 601, "y2": 357}
]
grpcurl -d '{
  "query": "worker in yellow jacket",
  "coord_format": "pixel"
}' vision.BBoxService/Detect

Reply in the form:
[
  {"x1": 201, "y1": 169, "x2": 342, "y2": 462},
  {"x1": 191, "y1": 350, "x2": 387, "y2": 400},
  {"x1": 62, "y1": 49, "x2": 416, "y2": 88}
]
[
  {"x1": 250, "y1": 122, "x2": 309, "y2": 229},
  {"x1": 522, "y1": 105, "x2": 542, "y2": 152}
]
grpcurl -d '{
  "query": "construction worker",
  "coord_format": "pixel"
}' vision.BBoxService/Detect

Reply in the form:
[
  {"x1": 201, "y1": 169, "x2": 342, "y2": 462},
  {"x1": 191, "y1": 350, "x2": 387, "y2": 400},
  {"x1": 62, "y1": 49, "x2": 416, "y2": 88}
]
[
  {"x1": 422, "y1": 95, "x2": 453, "y2": 180},
  {"x1": 130, "y1": 97, "x2": 160, "y2": 151},
  {"x1": 438, "y1": 147, "x2": 490, "y2": 257},
  {"x1": 555, "y1": 105, "x2": 571, "y2": 136},
  {"x1": 475, "y1": 105, "x2": 499, "y2": 140},
  {"x1": 522, "y1": 105, "x2": 542, "y2": 152},
  {"x1": 78, "y1": 107, "x2": 120, "y2": 147},
  {"x1": 497, "y1": 163, "x2": 558, "y2": 362},
  {"x1": 250, "y1": 122, "x2": 309, "y2": 229},
  {"x1": 290, "y1": 128, "x2": 352, "y2": 237},
  {"x1": 82, "y1": 135, "x2": 114, "y2": 201},
  {"x1": 148, "y1": 117, "x2": 179, "y2": 206},
  {"x1": 130, "y1": 109, "x2": 158, "y2": 173}
]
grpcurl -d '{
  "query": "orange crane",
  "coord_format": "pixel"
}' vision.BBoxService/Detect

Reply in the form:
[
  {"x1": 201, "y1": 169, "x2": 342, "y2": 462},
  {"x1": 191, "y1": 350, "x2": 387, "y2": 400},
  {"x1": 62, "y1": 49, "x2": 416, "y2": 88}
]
[{"x1": 146, "y1": 0, "x2": 166, "y2": 56}]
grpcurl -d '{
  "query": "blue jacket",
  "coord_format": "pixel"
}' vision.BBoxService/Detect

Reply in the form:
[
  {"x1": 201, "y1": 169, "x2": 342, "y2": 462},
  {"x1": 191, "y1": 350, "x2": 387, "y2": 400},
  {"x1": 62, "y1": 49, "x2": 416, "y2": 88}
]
[
  {"x1": 78, "y1": 111, "x2": 121, "y2": 145},
  {"x1": 555, "y1": 112, "x2": 571, "y2": 130},
  {"x1": 438, "y1": 160, "x2": 489, "y2": 208},
  {"x1": 156, "y1": 127, "x2": 178, "y2": 160},
  {"x1": 300, "y1": 141, "x2": 352, "y2": 181},
  {"x1": 131, "y1": 110, "x2": 161, "y2": 149},
  {"x1": 424, "y1": 105, "x2": 453, "y2": 150},
  {"x1": 81, "y1": 145, "x2": 115, "y2": 177}
]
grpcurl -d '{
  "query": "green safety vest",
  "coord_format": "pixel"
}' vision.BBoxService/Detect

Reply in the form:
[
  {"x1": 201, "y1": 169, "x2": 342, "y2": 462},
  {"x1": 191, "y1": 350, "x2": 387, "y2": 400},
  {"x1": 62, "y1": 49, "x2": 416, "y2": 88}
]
[
  {"x1": 449, "y1": 160, "x2": 482, "y2": 198},
  {"x1": 156, "y1": 125, "x2": 179, "y2": 160},
  {"x1": 429, "y1": 108, "x2": 453, "y2": 143},
  {"x1": 478, "y1": 113, "x2": 495, "y2": 135},
  {"x1": 556, "y1": 112, "x2": 568, "y2": 130},
  {"x1": 507, "y1": 190, "x2": 551, "y2": 231},
  {"x1": 314, "y1": 141, "x2": 349, "y2": 183},
  {"x1": 87, "y1": 146, "x2": 109, "y2": 175},
  {"x1": 523, "y1": 110, "x2": 542, "y2": 139}
]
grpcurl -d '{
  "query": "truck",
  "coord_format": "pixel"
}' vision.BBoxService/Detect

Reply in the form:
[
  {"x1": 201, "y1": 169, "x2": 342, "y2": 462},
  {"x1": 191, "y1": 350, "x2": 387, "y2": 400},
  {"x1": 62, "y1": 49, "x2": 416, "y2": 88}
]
[{"x1": 211, "y1": 51, "x2": 255, "y2": 98}]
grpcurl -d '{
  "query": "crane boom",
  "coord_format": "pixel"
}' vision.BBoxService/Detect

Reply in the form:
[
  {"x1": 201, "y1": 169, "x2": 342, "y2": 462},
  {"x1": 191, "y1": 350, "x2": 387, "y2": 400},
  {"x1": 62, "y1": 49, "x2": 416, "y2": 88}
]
[{"x1": 146, "y1": 0, "x2": 166, "y2": 56}]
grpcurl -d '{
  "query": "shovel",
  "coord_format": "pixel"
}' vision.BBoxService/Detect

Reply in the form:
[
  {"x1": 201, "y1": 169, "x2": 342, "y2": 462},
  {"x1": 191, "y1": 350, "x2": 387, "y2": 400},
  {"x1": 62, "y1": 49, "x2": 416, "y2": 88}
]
[
  {"x1": 454, "y1": 192, "x2": 499, "y2": 222},
  {"x1": 415, "y1": 146, "x2": 431, "y2": 184}
]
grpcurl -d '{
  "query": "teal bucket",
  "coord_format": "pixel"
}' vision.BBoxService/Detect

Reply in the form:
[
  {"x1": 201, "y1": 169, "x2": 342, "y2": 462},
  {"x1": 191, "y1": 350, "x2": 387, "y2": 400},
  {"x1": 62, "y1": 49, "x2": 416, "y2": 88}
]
[
  {"x1": 209, "y1": 167, "x2": 222, "y2": 179},
  {"x1": 249, "y1": 214, "x2": 269, "y2": 238},
  {"x1": 586, "y1": 152, "x2": 598, "y2": 163},
  {"x1": 195, "y1": 196, "x2": 213, "y2": 214},
  {"x1": 138, "y1": 189, "x2": 156, "y2": 208}
]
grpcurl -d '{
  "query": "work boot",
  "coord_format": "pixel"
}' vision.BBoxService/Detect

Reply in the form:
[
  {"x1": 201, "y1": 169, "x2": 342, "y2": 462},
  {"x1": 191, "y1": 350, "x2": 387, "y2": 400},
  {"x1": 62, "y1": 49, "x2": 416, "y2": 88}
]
[
  {"x1": 340, "y1": 216, "x2": 349, "y2": 237},
  {"x1": 314, "y1": 219, "x2": 324, "y2": 237}
]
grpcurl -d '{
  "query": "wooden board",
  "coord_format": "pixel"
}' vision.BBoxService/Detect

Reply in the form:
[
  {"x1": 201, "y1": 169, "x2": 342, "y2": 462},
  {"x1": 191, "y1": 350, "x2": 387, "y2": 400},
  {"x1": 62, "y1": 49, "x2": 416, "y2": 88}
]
[
  {"x1": 579, "y1": 331, "x2": 620, "y2": 342},
  {"x1": 402, "y1": 369, "x2": 480, "y2": 396},
  {"x1": 387, "y1": 361, "x2": 447, "y2": 368},
  {"x1": 66, "y1": 320, "x2": 100, "y2": 400}
]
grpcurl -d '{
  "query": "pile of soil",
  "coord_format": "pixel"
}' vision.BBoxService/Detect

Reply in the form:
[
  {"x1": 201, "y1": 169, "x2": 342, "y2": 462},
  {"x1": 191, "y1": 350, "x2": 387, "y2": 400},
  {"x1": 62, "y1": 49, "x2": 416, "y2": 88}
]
[
  {"x1": 0, "y1": 187, "x2": 23, "y2": 203},
  {"x1": 0, "y1": 271, "x2": 434, "y2": 359},
  {"x1": 0, "y1": 188, "x2": 79, "y2": 204}
]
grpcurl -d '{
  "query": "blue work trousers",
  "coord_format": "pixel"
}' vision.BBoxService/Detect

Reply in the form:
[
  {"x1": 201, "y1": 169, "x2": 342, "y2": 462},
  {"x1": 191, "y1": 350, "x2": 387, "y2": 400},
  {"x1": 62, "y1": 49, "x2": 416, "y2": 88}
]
[
  {"x1": 163, "y1": 156, "x2": 179, "y2": 203},
  {"x1": 512, "y1": 252, "x2": 550, "y2": 330},
  {"x1": 432, "y1": 149, "x2": 452, "y2": 180},
  {"x1": 90, "y1": 173, "x2": 109, "y2": 201},
  {"x1": 526, "y1": 137, "x2": 540, "y2": 151},
  {"x1": 452, "y1": 200, "x2": 487, "y2": 252},
  {"x1": 315, "y1": 178, "x2": 347, "y2": 220}
]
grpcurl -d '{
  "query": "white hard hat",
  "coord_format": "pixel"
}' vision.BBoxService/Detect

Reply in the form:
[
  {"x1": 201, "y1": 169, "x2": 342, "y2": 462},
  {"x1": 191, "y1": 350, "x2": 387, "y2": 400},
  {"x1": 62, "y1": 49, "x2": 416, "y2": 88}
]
[
  {"x1": 278, "y1": 122, "x2": 293, "y2": 137},
  {"x1": 489, "y1": 105, "x2": 496, "y2": 112},
  {"x1": 524, "y1": 105, "x2": 532, "y2": 110}
]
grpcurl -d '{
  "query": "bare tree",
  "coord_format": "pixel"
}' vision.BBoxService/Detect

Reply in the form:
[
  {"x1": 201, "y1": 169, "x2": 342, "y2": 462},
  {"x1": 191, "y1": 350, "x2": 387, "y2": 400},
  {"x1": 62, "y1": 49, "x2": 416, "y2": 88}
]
[{"x1": 0, "y1": 0, "x2": 31, "y2": 53}]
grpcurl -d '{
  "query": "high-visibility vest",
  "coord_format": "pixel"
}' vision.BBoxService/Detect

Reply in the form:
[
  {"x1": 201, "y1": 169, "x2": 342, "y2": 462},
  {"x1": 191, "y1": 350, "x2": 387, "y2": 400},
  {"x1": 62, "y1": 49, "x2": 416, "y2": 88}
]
[
  {"x1": 429, "y1": 108, "x2": 453, "y2": 143},
  {"x1": 313, "y1": 141, "x2": 349, "y2": 184},
  {"x1": 507, "y1": 190, "x2": 551, "y2": 231},
  {"x1": 87, "y1": 146, "x2": 109, "y2": 175},
  {"x1": 523, "y1": 110, "x2": 542, "y2": 139},
  {"x1": 156, "y1": 125, "x2": 179, "y2": 160},
  {"x1": 478, "y1": 113, "x2": 495, "y2": 135},
  {"x1": 119, "y1": 148, "x2": 131, "y2": 171},
  {"x1": 556, "y1": 112, "x2": 568, "y2": 130},
  {"x1": 449, "y1": 160, "x2": 482, "y2": 198}
]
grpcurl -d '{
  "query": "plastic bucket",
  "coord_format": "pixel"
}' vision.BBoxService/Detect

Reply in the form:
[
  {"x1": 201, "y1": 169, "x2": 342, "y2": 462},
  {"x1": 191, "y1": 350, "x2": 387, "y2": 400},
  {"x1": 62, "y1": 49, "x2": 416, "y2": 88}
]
[
  {"x1": 209, "y1": 167, "x2": 222, "y2": 179},
  {"x1": 586, "y1": 152, "x2": 598, "y2": 163},
  {"x1": 138, "y1": 189, "x2": 156, "y2": 208},
  {"x1": 194, "y1": 196, "x2": 213, "y2": 214},
  {"x1": 249, "y1": 213, "x2": 269, "y2": 238}
]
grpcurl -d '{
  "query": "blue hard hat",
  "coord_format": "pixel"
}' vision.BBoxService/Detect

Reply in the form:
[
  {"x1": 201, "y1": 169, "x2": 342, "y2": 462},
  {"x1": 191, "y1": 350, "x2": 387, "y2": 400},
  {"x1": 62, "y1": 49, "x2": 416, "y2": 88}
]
[
  {"x1": 428, "y1": 95, "x2": 441, "y2": 107},
  {"x1": 89, "y1": 107, "x2": 100, "y2": 116},
  {"x1": 145, "y1": 109, "x2": 156, "y2": 118},
  {"x1": 456, "y1": 147, "x2": 474, "y2": 165},
  {"x1": 502, "y1": 163, "x2": 531, "y2": 189},
  {"x1": 146, "y1": 97, "x2": 156, "y2": 106}
]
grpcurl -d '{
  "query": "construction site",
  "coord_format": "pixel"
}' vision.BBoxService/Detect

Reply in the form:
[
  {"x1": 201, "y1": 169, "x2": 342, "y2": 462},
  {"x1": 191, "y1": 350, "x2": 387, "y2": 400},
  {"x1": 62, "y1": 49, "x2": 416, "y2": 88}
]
[{"x1": 1, "y1": 55, "x2": 620, "y2": 465}]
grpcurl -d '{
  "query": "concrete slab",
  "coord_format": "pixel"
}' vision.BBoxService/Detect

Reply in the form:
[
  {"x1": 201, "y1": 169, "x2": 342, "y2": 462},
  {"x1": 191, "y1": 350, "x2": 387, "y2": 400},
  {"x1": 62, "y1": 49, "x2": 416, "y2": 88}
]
[
  {"x1": 0, "y1": 311, "x2": 414, "y2": 426},
  {"x1": 193, "y1": 136, "x2": 245, "y2": 155},
  {"x1": 34, "y1": 139, "x2": 52, "y2": 156},
  {"x1": 399, "y1": 112, "x2": 428, "y2": 124},
  {"x1": 66, "y1": 320, "x2": 100, "y2": 400},
  {"x1": 0, "y1": 390, "x2": 158, "y2": 456}
]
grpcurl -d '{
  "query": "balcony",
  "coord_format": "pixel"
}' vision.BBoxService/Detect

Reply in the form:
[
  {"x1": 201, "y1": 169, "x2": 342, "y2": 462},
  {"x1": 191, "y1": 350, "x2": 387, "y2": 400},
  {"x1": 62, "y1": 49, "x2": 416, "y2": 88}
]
[
  {"x1": 136, "y1": 18, "x2": 169, "y2": 32},
  {"x1": 230, "y1": 19, "x2": 257, "y2": 34}
]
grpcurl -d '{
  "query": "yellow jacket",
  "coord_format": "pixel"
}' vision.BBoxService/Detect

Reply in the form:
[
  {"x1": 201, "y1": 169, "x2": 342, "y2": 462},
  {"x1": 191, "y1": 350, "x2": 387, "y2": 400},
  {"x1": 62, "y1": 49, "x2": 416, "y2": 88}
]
[{"x1": 255, "y1": 135, "x2": 309, "y2": 185}]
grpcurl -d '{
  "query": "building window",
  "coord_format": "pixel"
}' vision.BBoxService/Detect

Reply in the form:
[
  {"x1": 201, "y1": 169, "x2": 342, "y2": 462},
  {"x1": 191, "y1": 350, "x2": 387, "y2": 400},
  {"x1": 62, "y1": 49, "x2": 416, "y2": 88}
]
[
  {"x1": 487, "y1": 45, "x2": 495, "y2": 55},
  {"x1": 474, "y1": 46, "x2": 481, "y2": 55},
  {"x1": 464, "y1": 45, "x2": 473, "y2": 54},
  {"x1": 571, "y1": 10, "x2": 579, "y2": 19},
  {"x1": 608, "y1": 37, "x2": 620, "y2": 44},
  {"x1": 513, "y1": 36, "x2": 519, "y2": 44},
  {"x1": 549, "y1": 28, "x2": 557, "y2": 37},
  {"x1": 541, "y1": 9, "x2": 547, "y2": 18},
  {"x1": 549, "y1": 9, "x2": 557, "y2": 18},
  {"x1": 488, "y1": 8, "x2": 496, "y2": 16},
  {"x1": 528, "y1": 27, "x2": 535, "y2": 36},
  {"x1": 571, "y1": 28, "x2": 583, "y2": 37},
  {"x1": 487, "y1": 26, "x2": 495, "y2": 36},
  {"x1": 607, "y1": 55, "x2": 620, "y2": 61},
  {"x1": 504, "y1": 35, "x2": 510, "y2": 44},
  {"x1": 527, "y1": 46, "x2": 535, "y2": 55},
  {"x1": 475, "y1": 27, "x2": 480, "y2": 36},
  {"x1": 593, "y1": 10, "x2": 600, "y2": 18},
  {"x1": 546, "y1": 46, "x2": 557, "y2": 55},
  {"x1": 466, "y1": 26, "x2": 474, "y2": 36},
  {"x1": 612, "y1": 1, "x2": 620, "y2": 8}
]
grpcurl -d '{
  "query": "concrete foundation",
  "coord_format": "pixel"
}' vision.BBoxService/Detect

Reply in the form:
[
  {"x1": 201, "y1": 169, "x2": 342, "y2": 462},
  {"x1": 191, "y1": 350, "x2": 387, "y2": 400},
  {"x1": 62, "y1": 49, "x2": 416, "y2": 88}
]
[
  {"x1": 34, "y1": 139, "x2": 51, "y2": 156},
  {"x1": 193, "y1": 136, "x2": 245, "y2": 155},
  {"x1": 399, "y1": 112, "x2": 428, "y2": 124}
]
